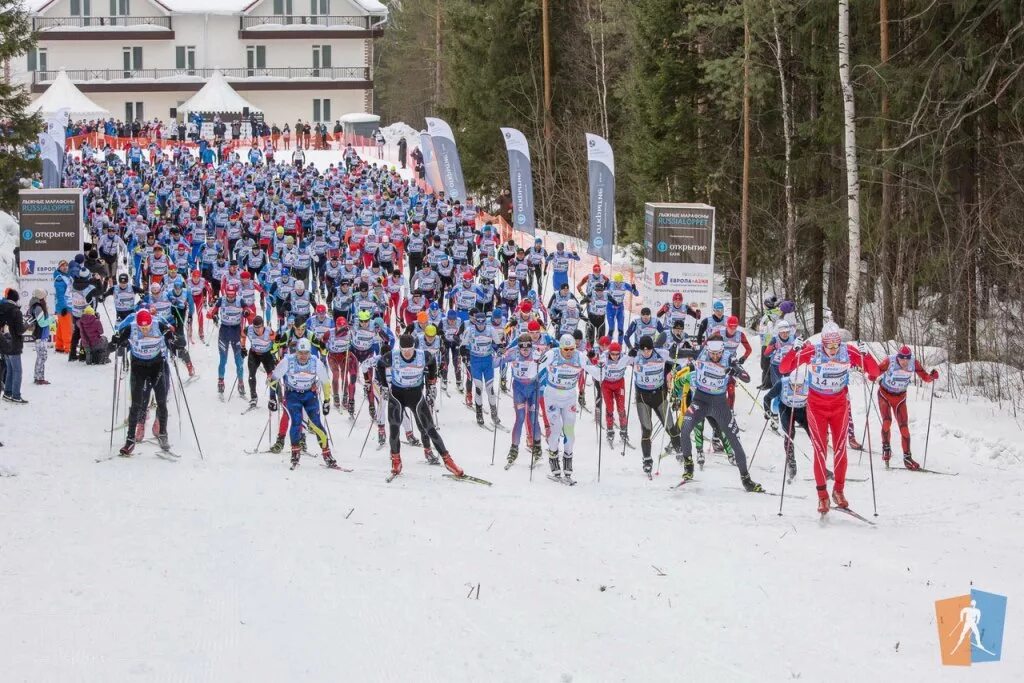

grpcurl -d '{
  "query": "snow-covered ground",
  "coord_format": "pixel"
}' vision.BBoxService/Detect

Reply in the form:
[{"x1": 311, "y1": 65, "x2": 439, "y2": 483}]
[{"x1": 1, "y1": 293, "x2": 1021, "y2": 680}]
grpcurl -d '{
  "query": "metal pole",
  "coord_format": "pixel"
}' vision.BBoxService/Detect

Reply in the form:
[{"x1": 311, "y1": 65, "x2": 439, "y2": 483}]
[{"x1": 922, "y1": 380, "x2": 936, "y2": 469}]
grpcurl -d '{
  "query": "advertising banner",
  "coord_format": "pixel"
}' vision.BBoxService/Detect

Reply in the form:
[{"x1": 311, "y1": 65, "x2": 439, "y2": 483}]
[
  {"x1": 586, "y1": 133, "x2": 615, "y2": 263},
  {"x1": 17, "y1": 189, "x2": 84, "y2": 299},
  {"x1": 424, "y1": 117, "x2": 468, "y2": 201},
  {"x1": 500, "y1": 127, "x2": 536, "y2": 235},
  {"x1": 641, "y1": 202, "x2": 716, "y2": 312},
  {"x1": 419, "y1": 132, "x2": 445, "y2": 196}
]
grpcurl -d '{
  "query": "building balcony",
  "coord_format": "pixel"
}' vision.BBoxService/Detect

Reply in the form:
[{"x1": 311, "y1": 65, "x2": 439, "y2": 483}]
[
  {"x1": 238, "y1": 15, "x2": 384, "y2": 39},
  {"x1": 33, "y1": 15, "x2": 174, "y2": 40},
  {"x1": 30, "y1": 67, "x2": 372, "y2": 93}
]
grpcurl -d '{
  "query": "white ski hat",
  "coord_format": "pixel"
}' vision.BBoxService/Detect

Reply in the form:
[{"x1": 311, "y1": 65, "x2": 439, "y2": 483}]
[
  {"x1": 296, "y1": 338, "x2": 312, "y2": 353},
  {"x1": 559, "y1": 334, "x2": 576, "y2": 350}
]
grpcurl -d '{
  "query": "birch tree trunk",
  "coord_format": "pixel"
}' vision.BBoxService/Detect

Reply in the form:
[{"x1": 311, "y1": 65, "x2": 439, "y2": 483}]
[
  {"x1": 771, "y1": 2, "x2": 796, "y2": 300},
  {"x1": 838, "y1": 0, "x2": 861, "y2": 331}
]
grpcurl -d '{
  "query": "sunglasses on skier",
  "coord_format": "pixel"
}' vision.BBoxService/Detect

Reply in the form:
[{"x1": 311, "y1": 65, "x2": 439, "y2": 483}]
[{"x1": 518, "y1": 342, "x2": 533, "y2": 350}]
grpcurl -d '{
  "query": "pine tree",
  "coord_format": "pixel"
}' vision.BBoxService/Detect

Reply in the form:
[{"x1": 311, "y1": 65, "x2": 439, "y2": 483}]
[{"x1": 0, "y1": 2, "x2": 41, "y2": 212}]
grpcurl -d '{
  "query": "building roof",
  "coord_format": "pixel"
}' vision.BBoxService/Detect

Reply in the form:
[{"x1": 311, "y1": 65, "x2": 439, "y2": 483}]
[
  {"x1": 27, "y1": 69, "x2": 111, "y2": 120},
  {"x1": 29, "y1": 0, "x2": 386, "y2": 15},
  {"x1": 179, "y1": 70, "x2": 261, "y2": 115}
]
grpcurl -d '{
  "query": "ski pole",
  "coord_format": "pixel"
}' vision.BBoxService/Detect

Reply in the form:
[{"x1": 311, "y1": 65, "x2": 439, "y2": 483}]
[
  {"x1": 357, "y1": 410, "x2": 375, "y2": 458},
  {"x1": 249, "y1": 410, "x2": 270, "y2": 453},
  {"x1": 622, "y1": 378, "x2": 634, "y2": 457},
  {"x1": 747, "y1": 417, "x2": 771, "y2": 470},
  {"x1": 862, "y1": 375, "x2": 878, "y2": 517},
  {"x1": 777, "y1": 447, "x2": 789, "y2": 516},
  {"x1": 168, "y1": 358, "x2": 184, "y2": 438},
  {"x1": 490, "y1": 380, "x2": 499, "y2": 466},
  {"x1": 171, "y1": 357, "x2": 204, "y2": 459},
  {"x1": 108, "y1": 352, "x2": 119, "y2": 454},
  {"x1": 347, "y1": 382, "x2": 368, "y2": 437},
  {"x1": 923, "y1": 379, "x2": 936, "y2": 469},
  {"x1": 597, "y1": 410, "x2": 604, "y2": 482}
]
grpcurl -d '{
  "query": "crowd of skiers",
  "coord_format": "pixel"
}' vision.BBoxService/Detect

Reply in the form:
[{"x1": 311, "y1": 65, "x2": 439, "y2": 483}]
[{"x1": 2, "y1": 141, "x2": 941, "y2": 512}]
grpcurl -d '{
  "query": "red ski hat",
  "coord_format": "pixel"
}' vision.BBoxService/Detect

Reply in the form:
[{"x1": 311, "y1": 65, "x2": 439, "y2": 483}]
[
  {"x1": 608, "y1": 342, "x2": 622, "y2": 354},
  {"x1": 598, "y1": 335, "x2": 611, "y2": 348},
  {"x1": 136, "y1": 309, "x2": 153, "y2": 326},
  {"x1": 727, "y1": 315, "x2": 739, "y2": 328},
  {"x1": 527, "y1": 320, "x2": 541, "y2": 332},
  {"x1": 592, "y1": 264, "x2": 601, "y2": 274},
  {"x1": 897, "y1": 345, "x2": 912, "y2": 358},
  {"x1": 672, "y1": 292, "x2": 683, "y2": 302},
  {"x1": 519, "y1": 300, "x2": 533, "y2": 313}
]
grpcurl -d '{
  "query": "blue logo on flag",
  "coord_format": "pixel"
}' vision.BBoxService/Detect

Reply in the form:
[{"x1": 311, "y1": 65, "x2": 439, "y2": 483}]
[
  {"x1": 22, "y1": 229, "x2": 33, "y2": 241},
  {"x1": 657, "y1": 241, "x2": 668, "y2": 253},
  {"x1": 593, "y1": 236, "x2": 604, "y2": 248},
  {"x1": 517, "y1": 214, "x2": 526, "y2": 226}
]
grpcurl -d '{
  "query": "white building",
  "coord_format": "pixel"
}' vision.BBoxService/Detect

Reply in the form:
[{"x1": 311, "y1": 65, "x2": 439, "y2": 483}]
[{"x1": 19, "y1": 0, "x2": 388, "y2": 126}]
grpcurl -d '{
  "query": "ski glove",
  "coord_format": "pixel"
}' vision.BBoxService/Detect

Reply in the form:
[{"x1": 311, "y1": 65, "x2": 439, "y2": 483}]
[
  {"x1": 268, "y1": 396, "x2": 278, "y2": 412},
  {"x1": 930, "y1": 369, "x2": 939, "y2": 380},
  {"x1": 628, "y1": 348, "x2": 638, "y2": 357},
  {"x1": 322, "y1": 400, "x2": 330, "y2": 416}
]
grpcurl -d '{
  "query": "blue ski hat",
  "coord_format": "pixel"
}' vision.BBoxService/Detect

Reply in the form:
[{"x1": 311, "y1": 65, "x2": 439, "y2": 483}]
[{"x1": 713, "y1": 300, "x2": 725, "y2": 312}]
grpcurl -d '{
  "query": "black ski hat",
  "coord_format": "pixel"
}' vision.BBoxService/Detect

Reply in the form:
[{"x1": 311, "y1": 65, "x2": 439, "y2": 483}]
[
  {"x1": 638, "y1": 335, "x2": 655, "y2": 350},
  {"x1": 399, "y1": 334, "x2": 416, "y2": 349}
]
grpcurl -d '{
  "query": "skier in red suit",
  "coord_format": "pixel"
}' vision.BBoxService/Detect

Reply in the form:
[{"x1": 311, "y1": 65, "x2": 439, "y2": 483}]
[{"x1": 779, "y1": 322, "x2": 879, "y2": 515}]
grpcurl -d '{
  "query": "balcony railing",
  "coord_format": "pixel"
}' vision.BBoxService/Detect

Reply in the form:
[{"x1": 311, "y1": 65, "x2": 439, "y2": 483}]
[
  {"x1": 32, "y1": 66, "x2": 371, "y2": 84},
  {"x1": 33, "y1": 16, "x2": 173, "y2": 30},
  {"x1": 240, "y1": 15, "x2": 374, "y2": 30}
]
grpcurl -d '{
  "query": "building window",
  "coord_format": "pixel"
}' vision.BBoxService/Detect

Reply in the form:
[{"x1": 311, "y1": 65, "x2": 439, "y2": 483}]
[
  {"x1": 122, "y1": 46, "x2": 143, "y2": 77},
  {"x1": 27, "y1": 48, "x2": 47, "y2": 73},
  {"x1": 175, "y1": 46, "x2": 196, "y2": 74},
  {"x1": 71, "y1": 0, "x2": 92, "y2": 26},
  {"x1": 246, "y1": 46, "x2": 267, "y2": 76},
  {"x1": 310, "y1": 0, "x2": 328, "y2": 21},
  {"x1": 125, "y1": 101, "x2": 143, "y2": 122},
  {"x1": 313, "y1": 98, "x2": 330, "y2": 122},
  {"x1": 110, "y1": 0, "x2": 130, "y2": 16},
  {"x1": 312, "y1": 45, "x2": 331, "y2": 76},
  {"x1": 273, "y1": 0, "x2": 294, "y2": 23}
]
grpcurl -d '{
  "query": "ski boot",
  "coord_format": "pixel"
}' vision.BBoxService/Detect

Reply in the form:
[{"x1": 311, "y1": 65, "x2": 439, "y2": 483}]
[
  {"x1": 681, "y1": 455, "x2": 695, "y2": 481},
  {"x1": 530, "y1": 443, "x2": 542, "y2": 464},
  {"x1": 606, "y1": 429, "x2": 615, "y2": 447},
  {"x1": 727, "y1": 451, "x2": 737, "y2": 466},
  {"x1": 490, "y1": 405, "x2": 502, "y2": 427},
  {"x1": 156, "y1": 432, "x2": 170, "y2": 451},
  {"x1": 269, "y1": 435, "x2": 286, "y2": 454},
  {"x1": 298, "y1": 436, "x2": 308, "y2": 453},
  {"x1": 563, "y1": 455, "x2": 575, "y2": 484},
  {"x1": 548, "y1": 450, "x2": 562, "y2": 480},
  {"x1": 712, "y1": 436, "x2": 724, "y2": 453},
  {"x1": 217, "y1": 378, "x2": 225, "y2": 397},
  {"x1": 506, "y1": 444, "x2": 519, "y2": 466},
  {"x1": 500, "y1": 378, "x2": 508, "y2": 393},
  {"x1": 441, "y1": 452, "x2": 464, "y2": 477},
  {"x1": 377, "y1": 425, "x2": 386, "y2": 446},
  {"x1": 347, "y1": 398, "x2": 355, "y2": 418},
  {"x1": 740, "y1": 474, "x2": 763, "y2": 493},
  {"x1": 882, "y1": 445, "x2": 892, "y2": 468},
  {"x1": 186, "y1": 361, "x2": 196, "y2": 378},
  {"x1": 289, "y1": 445, "x2": 301, "y2": 470},
  {"x1": 249, "y1": 395, "x2": 258, "y2": 410},
  {"x1": 333, "y1": 395, "x2": 341, "y2": 409},
  {"x1": 322, "y1": 448, "x2": 339, "y2": 469},
  {"x1": 405, "y1": 430, "x2": 422, "y2": 447},
  {"x1": 578, "y1": 393, "x2": 587, "y2": 410},
  {"x1": 441, "y1": 378, "x2": 448, "y2": 392},
  {"x1": 832, "y1": 488, "x2": 849, "y2": 509},
  {"x1": 642, "y1": 456, "x2": 653, "y2": 477},
  {"x1": 475, "y1": 404, "x2": 485, "y2": 426},
  {"x1": 424, "y1": 448, "x2": 440, "y2": 465},
  {"x1": 619, "y1": 428, "x2": 629, "y2": 447},
  {"x1": 390, "y1": 453, "x2": 403, "y2": 476},
  {"x1": 817, "y1": 486, "x2": 830, "y2": 514},
  {"x1": 786, "y1": 454, "x2": 797, "y2": 482},
  {"x1": 119, "y1": 440, "x2": 136, "y2": 457},
  {"x1": 903, "y1": 453, "x2": 921, "y2": 471},
  {"x1": 848, "y1": 433, "x2": 863, "y2": 451},
  {"x1": 368, "y1": 401, "x2": 377, "y2": 421},
  {"x1": 696, "y1": 449, "x2": 705, "y2": 470}
]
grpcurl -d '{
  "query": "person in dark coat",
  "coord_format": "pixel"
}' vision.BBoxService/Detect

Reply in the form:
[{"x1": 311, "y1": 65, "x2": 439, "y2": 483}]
[
  {"x1": 0, "y1": 288, "x2": 27, "y2": 403},
  {"x1": 397, "y1": 136, "x2": 408, "y2": 169},
  {"x1": 78, "y1": 306, "x2": 110, "y2": 365}
]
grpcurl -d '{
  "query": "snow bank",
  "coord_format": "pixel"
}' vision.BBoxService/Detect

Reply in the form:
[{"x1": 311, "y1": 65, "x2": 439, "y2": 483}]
[
  {"x1": 0, "y1": 211, "x2": 19, "y2": 296},
  {"x1": 379, "y1": 121, "x2": 420, "y2": 147}
]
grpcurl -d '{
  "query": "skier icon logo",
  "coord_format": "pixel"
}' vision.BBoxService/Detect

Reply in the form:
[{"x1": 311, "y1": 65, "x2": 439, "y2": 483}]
[{"x1": 935, "y1": 589, "x2": 1007, "y2": 666}]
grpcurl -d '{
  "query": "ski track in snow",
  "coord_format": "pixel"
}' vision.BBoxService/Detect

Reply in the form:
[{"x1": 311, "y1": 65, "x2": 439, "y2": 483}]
[{"x1": 2, "y1": 300, "x2": 1023, "y2": 679}]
